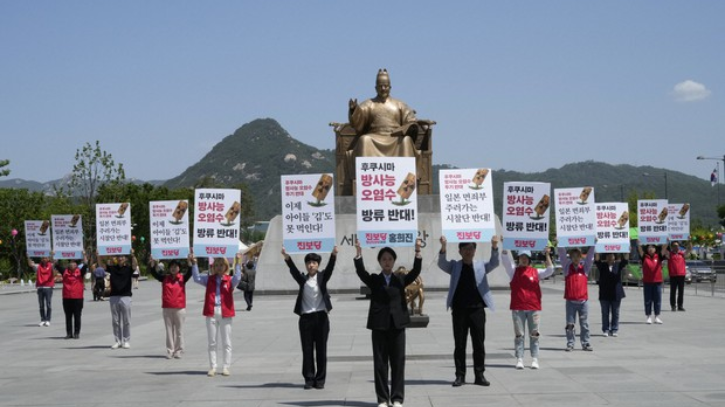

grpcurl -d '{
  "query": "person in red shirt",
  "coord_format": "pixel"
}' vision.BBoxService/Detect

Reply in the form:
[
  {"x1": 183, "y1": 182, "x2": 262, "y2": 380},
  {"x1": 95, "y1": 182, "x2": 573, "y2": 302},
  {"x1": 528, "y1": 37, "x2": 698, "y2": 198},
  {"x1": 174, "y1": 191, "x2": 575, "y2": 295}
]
[
  {"x1": 501, "y1": 247, "x2": 554, "y2": 370},
  {"x1": 637, "y1": 241, "x2": 665, "y2": 324},
  {"x1": 558, "y1": 246, "x2": 596, "y2": 352},
  {"x1": 663, "y1": 241, "x2": 692, "y2": 312},
  {"x1": 58, "y1": 253, "x2": 88, "y2": 339},
  {"x1": 148, "y1": 256, "x2": 193, "y2": 359},
  {"x1": 28, "y1": 254, "x2": 57, "y2": 327}
]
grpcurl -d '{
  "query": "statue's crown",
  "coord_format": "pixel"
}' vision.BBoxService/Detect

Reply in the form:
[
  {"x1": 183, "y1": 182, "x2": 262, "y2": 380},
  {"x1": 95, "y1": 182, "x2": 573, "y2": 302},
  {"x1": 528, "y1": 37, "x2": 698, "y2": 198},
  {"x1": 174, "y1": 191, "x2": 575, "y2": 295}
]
[{"x1": 376, "y1": 68, "x2": 389, "y2": 82}]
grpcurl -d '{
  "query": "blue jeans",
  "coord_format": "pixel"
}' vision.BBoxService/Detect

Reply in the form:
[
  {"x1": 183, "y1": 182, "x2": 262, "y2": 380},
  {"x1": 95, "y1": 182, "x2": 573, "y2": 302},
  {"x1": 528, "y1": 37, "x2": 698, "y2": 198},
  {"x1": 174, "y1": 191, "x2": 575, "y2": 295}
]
[
  {"x1": 512, "y1": 310, "x2": 540, "y2": 358},
  {"x1": 643, "y1": 283, "x2": 662, "y2": 316},
  {"x1": 565, "y1": 300, "x2": 590, "y2": 348},
  {"x1": 37, "y1": 288, "x2": 53, "y2": 322},
  {"x1": 599, "y1": 299, "x2": 621, "y2": 334}
]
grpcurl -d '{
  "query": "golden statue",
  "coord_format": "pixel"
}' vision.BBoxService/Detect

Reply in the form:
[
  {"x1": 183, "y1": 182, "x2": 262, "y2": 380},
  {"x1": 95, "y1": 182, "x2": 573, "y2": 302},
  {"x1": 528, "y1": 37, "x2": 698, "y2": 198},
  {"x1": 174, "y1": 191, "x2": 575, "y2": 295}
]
[
  {"x1": 331, "y1": 69, "x2": 435, "y2": 196},
  {"x1": 394, "y1": 266, "x2": 425, "y2": 316}
]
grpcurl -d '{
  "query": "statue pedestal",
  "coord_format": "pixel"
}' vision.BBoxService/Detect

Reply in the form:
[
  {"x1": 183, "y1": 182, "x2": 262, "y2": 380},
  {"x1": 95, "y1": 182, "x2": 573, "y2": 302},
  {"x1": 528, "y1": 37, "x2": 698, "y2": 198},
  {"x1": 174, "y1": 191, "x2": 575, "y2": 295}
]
[{"x1": 254, "y1": 195, "x2": 509, "y2": 295}]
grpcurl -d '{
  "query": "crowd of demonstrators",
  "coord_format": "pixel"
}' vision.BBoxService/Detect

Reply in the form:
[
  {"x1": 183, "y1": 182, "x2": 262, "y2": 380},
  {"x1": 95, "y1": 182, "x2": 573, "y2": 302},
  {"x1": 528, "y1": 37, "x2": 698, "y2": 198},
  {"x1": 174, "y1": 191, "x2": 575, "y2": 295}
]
[
  {"x1": 663, "y1": 241, "x2": 692, "y2": 312},
  {"x1": 99, "y1": 251, "x2": 139, "y2": 349},
  {"x1": 191, "y1": 252, "x2": 242, "y2": 377},
  {"x1": 558, "y1": 245, "x2": 596, "y2": 352},
  {"x1": 501, "y1": 246, "x2": 554, "y2": 370},
  {"x1": 595, "y1": 252, "x2": 628, "y2": 337},
  {"x1": 354, "y1": 239, "x2": 422, "y2": 407},
  {"x1": 148, "y1": 256, "x2": 193, "y2": 359},
  {"x1": 437, "y1": 236, "x2": 499, "y2": 387},
  {"x1": 282, "y1": 246, "x2": 338, "y2": 390},
  {"x1": 637, "y1": 241, "x2": 665, "y2": 324}
]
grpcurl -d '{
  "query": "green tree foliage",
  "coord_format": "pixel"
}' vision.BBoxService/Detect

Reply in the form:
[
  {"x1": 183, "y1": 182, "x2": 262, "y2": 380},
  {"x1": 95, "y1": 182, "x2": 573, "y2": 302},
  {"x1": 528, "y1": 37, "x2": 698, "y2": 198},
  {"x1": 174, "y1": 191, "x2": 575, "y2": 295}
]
[
  {"x1": 0, "y1": 159, "x2": 10, "y2": 177},
  {"x1": 69, "y1": 141, "x2": 126, "y2": 254}
]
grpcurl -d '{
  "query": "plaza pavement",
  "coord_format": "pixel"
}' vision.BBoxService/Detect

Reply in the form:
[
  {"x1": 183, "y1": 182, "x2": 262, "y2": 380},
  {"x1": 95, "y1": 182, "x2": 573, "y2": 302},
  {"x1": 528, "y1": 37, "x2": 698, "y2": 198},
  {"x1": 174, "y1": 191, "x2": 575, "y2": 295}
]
[{"x1": 1, "y1": 278, "x2": 725, "y2": 407}]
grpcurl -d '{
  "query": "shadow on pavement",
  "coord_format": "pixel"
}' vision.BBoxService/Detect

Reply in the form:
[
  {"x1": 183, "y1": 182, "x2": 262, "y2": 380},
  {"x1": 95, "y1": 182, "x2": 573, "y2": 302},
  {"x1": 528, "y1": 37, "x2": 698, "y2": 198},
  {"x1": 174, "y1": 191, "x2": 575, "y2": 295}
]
[
  {"x1": 145, "y1": 371, "x2": 208, "y2": 376},
  {"x1": 280, "y1": 401, "x2": 375, "y2": 407}
]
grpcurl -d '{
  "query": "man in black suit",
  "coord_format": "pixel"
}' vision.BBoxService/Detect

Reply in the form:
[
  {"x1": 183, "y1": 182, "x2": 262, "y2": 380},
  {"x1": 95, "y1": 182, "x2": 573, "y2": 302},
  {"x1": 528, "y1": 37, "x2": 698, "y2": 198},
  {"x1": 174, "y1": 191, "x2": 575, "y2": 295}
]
[
  {"x1": 354, "y1": 239, "x2": 422, "y2": 407},
  {"x1": 282, "y1": 246, "x2": 338, "y2": 390}
]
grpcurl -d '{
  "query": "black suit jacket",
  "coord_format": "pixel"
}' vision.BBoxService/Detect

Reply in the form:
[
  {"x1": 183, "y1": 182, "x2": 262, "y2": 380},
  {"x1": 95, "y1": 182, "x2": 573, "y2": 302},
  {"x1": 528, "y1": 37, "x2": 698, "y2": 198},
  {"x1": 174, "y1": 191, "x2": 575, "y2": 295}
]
[
  {"x1": 286, "y1": 254, "x2": 336, "y2": 316},
  {"x1": 355, "y1": 256, "x2": 422, "y2": 330}
]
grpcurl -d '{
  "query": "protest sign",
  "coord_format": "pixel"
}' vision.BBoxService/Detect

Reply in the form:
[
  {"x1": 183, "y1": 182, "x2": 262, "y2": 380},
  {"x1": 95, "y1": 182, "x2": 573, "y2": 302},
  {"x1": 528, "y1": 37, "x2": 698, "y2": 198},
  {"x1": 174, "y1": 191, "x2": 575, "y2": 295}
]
[
  {"x1": 667, "y1": 203, "x2": 691, "y2": 241},
  {"x1": 439, "y1": 168, "x2": 495, "y2": 242},
  {"x1": 150, "y1": 200, "x2": 190, "y2": 259},
  {"x1": 638, "y1": 199, "x2": 669, "y2": 245},
  {"x1": 555, "y1": 187, "x2": 596, "y2": 247},
  {"x1": 193, "y1": 188, "x2": 241, "y2": 258},
  {"x1": 96, "y1": 203, "x2": 132, "y2": 256},
  {"x1": 595, "y1": 202, "x2": 630, "y2": 253},
  {"x1": 502, "y1": 182, "x2": 550, "y2": 251},
  {"x1": 51, "y1": 214, "x2": 84, "y2": 259},
  {"x1": 24, "y1": 220, "x2": 52, "y2": 258},
  {"x1": 281, "y1": 173, "x2": 336, "y2": 253}
]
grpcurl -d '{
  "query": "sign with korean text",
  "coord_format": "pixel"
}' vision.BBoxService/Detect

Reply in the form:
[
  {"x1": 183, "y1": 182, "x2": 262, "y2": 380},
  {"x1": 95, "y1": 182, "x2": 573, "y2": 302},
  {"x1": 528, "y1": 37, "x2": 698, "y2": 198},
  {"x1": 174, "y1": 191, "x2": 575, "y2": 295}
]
[
  {"x1": 51, "y1": 214, "x2": 84, "y2": 259},
  {"x1": 193, "y1": 188, "x2": 241, "y2": 258},
  {"x1": 356, "y1": 157, "x2": 417, "y2": 247},
  {"x1": 281, "y1": 173, "x2": 336, "y2": 253},
  {"x1": 502, "y1": 182, "x2": 550, "y2": 251},
  {"x1": 96, "y1": 203, "x2": 132, "y2": 256},
  {"x1": 24, "y1": 220, "x2": 52, "y2": 257},
  {"x1": 595, "y1": 202, "x2": 630, "y2": 253},
  {"x1": 149, "y1": 200, "x2": 190, "y2": 259},
  {"x1": 439, "y1": 168, "x2": 495, "y2": 242},
  {"x1": 555, "y1": 187, "x2": 596, "y2": 247},
  {"x1": 638, "y1": 199, "x2": 668, "y2": 245},
  {"x1": 667, "y1": 203, "x2": 690, "y2": 241}
]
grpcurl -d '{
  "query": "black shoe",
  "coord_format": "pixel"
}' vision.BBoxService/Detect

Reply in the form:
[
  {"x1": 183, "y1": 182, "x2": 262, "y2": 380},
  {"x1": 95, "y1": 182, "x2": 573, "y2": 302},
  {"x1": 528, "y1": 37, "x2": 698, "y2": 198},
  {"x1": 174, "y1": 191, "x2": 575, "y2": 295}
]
[
  {"x1": 474, "y1": 374, "x2": 490, "y2": 386},
  {"x1": 452, "y1": 376, "x2": 465, "y2": 387},
  {"x1": 64, "y1": 335, "x2": 72, "y2": 339},
  {"x1": 246, "y1": 306, "x2": 252, "y2": 311},
  {"x1": 73, "y1": 333, "x2": 79, "y2": 339},
  {"x1": 304, "y1": 382, "x2": 313, "y2": 390},
  {"x1": 678, "y1": 307, "x2": 686, "y2": 312},
  {"x1": 671, "y1": 307, "x2": 677, "y2": 312},
  {"x1": 314, "y1": 382, "x2": 325, "y2": 389}
]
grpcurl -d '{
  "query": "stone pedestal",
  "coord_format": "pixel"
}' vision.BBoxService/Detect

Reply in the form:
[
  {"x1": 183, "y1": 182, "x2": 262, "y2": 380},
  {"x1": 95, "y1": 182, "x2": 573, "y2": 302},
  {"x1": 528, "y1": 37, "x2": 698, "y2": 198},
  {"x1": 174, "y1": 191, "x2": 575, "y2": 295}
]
[{"x1": 254, "y1": 195, "x2": 509, "y2": 294}]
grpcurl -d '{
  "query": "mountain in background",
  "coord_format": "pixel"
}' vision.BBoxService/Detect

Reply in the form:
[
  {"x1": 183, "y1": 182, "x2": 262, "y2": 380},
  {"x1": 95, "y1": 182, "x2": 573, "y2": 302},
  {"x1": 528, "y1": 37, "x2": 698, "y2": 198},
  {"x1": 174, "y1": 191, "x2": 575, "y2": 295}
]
[{"x1": 1, "y1": 118, "x2": 721, "y2": 224}]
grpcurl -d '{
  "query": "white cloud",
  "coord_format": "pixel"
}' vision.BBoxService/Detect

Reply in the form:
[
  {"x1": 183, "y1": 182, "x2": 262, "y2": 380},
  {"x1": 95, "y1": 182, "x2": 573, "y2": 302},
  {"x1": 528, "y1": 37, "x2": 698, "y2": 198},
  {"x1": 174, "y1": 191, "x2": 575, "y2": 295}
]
[{"x1": 672, "y1": 80, "x2": 711, "y2": 102}]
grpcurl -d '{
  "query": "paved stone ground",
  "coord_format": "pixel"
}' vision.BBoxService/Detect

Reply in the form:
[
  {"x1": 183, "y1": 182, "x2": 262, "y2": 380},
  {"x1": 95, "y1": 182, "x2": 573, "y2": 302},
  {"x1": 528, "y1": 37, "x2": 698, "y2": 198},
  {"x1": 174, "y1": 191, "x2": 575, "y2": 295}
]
[{"x1": 1, "y1": 278, "x2": 725, "y2": 407}]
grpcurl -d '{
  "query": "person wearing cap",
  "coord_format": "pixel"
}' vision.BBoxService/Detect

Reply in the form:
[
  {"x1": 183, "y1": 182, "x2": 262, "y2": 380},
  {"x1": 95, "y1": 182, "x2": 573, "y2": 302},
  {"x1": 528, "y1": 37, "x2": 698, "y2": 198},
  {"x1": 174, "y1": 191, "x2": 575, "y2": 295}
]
[
  {"x1": 594, "y1": 252, "x2": 628, "y2": 337},
  {"x1": 636, "y1": 240, "x2": 665, "y2": 324},
  {"x1": 438, "y1": 235, "x2": 500, "y2": 387},
  {"x1": 282, "y1": 246, "x2": 338, "y2": 390},
  {"x1": 148, "y1": 256, "x2": 193, "y2": 359},
  {"x1": 501, "y1": 247, "x2": 554, "y2": 370},
  {"x1": 557, "y1": 245, "x2": 596, "y2": 351}
]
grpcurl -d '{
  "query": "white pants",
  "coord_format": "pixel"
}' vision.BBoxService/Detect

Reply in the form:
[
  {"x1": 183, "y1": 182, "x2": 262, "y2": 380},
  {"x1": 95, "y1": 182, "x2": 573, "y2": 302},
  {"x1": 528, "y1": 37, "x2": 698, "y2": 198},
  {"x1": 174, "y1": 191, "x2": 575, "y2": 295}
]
[
  {"x1": 206, "y1": 306, "x2": 233, "y2": 370},
  {"x1": 163, "y1": 308, "x2": 186, "y2": 356}
]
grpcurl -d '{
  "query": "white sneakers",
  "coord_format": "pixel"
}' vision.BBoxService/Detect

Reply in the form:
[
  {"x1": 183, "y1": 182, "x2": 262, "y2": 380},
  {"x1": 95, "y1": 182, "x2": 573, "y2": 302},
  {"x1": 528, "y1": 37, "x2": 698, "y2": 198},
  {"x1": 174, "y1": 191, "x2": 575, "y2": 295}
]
[
  {"x1": 222, "y1": 368, "x2": 230, "y2": 377},
  {"x1": 654, "y1": 317, "x2": 663, "y2": 324},
  {"x1": 646, "y1": 316, "x2": 652, "y2": 324},
  {"x1": 122, "y1": 342, "x2": 131, "y2": 349},
  {"x1": 392, "y1": 402, "x2": 403, "y2": 407},
  {"x1": 515, "y1": 358, "x2": 524, "y2": 370},
  {"x1": 377, "y1": 403, "x2": 388, "y2": 407},
  {"x1": 207, "y1": 369, "x2": 216, "y2": 377},
  {"x1": 111, "y1": 342, "x2": 130, "y2": 349},
  {"x1": 647, "y1": 316, "x2": 663, "y2": 324},
  {"x1": 603, "y1": 331, "x2": 609, "y2": 337},
  {"x1": 111, "y1": 342, "x2": 121, "y2": 350},
  {"x1": 531, "y1": 358, "x2": 539, "y2": 370},
  {"x1": 38, "y1": 321, "x2": 50, "y2": 327}
]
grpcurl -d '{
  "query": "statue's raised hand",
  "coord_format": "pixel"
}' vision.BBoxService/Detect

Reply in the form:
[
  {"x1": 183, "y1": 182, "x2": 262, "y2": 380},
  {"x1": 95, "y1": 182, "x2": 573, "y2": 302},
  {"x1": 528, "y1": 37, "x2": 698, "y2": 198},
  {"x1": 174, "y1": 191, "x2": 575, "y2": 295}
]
[{"x1": 348, "y1": 98, "x2": 358, "y2": 111}]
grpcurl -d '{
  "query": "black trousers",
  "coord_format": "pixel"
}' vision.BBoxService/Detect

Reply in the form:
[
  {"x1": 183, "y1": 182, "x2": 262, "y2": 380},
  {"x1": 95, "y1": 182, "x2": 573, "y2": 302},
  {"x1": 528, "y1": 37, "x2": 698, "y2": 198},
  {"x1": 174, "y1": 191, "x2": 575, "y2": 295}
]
[
  {"x1": 94, "y1": 278, "x2": 105, "y2": 301},
  {"x1": 452, "y1": 306, "x2": 486, "y2": 378},
  {"x1": 244, "y1": 290, "x2": 254, "y2": 308},
  {"x1": 63, "y1": 298, "x2": 84, "y2": 335},
  {"x1": 371, "y1": 328, "x2": 406, "y2": 404},
  {"x1": 299, "y1": 311, "x2": 329, "y2": 385},
  {"x1": 670, "y1": 276, "x2": 685, "y2": 309}
]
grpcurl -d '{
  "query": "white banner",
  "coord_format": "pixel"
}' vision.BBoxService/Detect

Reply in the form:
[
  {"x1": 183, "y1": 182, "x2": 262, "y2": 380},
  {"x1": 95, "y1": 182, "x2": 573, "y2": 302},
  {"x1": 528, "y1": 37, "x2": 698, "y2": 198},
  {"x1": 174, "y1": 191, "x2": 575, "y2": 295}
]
[
  {"x1": 595, "y1": 202, "x2": 630, "y2": 253},
  {"x1": 502, "y1": 182, "x2": 550, "y2": 251},
  {"x1": 356, "y1": 157, "x2": 417, "y2": 247},
  {"x1": 150, "y1": 200, "x2": 190, "y2": 259},
  {"x1": 638, "y1": 199, "x2": 669, "y2": 245},
  {"x1": 439, "y1": 168, "x2": 495, "y2": 243},
  {"x1": 24, "y1": 220, "x2": 52, "y2": 258},
  {"x1": 667, "y1": 203, "x2": 691, "y2": 241},
  {"x1": 96, "y1": 203, "x2": 132, "y2": 256},
  {"x1": 555, "y1": 187, "x2": 596, "y2": 247},
  {"x1": 281, "y1": 173, "x2": 336, "y2": 253},
  {"x1": 51, "y1": 214, "x2": 84, "y2": 259},
  {"x1": 193, "y1": 188, "x2": 241, "y2": 258}
]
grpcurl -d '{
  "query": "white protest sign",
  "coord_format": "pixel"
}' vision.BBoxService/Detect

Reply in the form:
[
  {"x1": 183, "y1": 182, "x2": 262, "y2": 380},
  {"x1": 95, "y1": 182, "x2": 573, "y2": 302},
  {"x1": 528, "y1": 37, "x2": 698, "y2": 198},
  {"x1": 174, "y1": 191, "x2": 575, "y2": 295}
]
[
  {"x1": 24, "y1": 220, "x2": 52, "y2": 258},
  {"x1": 356, "y1": 157, "x2": 417, "y2": 247},
  {"x1": 150, "y1": 200, "x2": 190, "y2": 259},
  {"x1": 667, "y1": 203, "x2": 690, "y2": 241},
  {"x1": 51, "y1": 214, "x2": 84, "y2": 259},
  {"x1": 193, "y1": 188, "x2": 241, "y2": 258},
  {"x1": 96, "y1": 203, "x2": 132, "y2": 256},
  {"x1": 555, "y1": 187, "x2": 596, "y2": 247},
  {"x1": 439, "y1": 168, "x2": 495, "y2": 243},
  {"x1": 595, "y1": 202, "x2": 630, "y2": 253},
  {"x1": 638, "y1": 199, "x2": 669, "y2": 245},
  {"x1": 281, "y1": 173, "x2": 336, "y2": 254},
  {"x1": 502, "y1": 182, "x2": 550, "y2": 251}
]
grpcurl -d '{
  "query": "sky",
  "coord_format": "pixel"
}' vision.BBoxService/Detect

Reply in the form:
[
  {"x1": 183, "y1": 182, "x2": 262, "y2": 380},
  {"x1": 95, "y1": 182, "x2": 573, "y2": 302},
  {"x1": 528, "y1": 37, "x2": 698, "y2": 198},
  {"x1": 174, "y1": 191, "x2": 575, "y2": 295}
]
[{"x1": 2, "y1": 1, "x2": 723, "y2": 183}]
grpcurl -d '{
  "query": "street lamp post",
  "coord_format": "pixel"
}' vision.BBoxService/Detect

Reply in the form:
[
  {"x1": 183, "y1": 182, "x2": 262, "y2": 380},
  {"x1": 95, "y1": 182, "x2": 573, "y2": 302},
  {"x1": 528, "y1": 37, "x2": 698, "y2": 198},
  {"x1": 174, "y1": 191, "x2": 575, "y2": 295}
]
[
  {"x1": 642, "y1": 172, "x2": 668, "y2": 199},
  {"x1": 697, "y1": 155, "x2": 725, "y2": 206}
]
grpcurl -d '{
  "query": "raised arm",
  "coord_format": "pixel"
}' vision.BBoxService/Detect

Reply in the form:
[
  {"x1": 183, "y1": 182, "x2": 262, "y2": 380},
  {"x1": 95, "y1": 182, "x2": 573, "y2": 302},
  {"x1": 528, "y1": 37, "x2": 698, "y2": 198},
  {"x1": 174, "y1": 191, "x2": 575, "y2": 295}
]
[
  {"x1": 583, "y1": 246, "x2": 596, "y2": 275},
  {"x1": 558, "y1": 246, "x2": 571, "y2": 275},
  {"x1": 321, "y1": 246, "x2": 338, "y2": 284},
  {"x1": 189, "y1": 252, "x2": 207, "y2": 286},
  {"x1": 485, "y1": 235, "x2": 500, "y2": 274},
  {"x1": 147, "y1": 256, "x2": 164, "y2": 282},
  {"x1": 636, "y1": 239, "x2": 644, "y2": 258},
  {"x1": 282, "y1": 248, "x2": 306, "y2": 285},
  {"x1": 437, "y1": 236, "x2": 455, "y2": 275},
  {"x1": 403, "y1": 239, "x2": 423, "y2": 286},
  {"x1": 539, "y1": 246, "x2": 555, "y2": 279},
  {"x1": 231, "y1": 260, "x2": 243, "y2": 287},
  {"x1": 500, "y1": 249, "x2": 516, "y2": 281},
  {"x1": 685, "y1": 241, "x2": 693, "y2": 257},
  {"x1": 354, "y1": 241, "x2": 373, "y2": 287}
]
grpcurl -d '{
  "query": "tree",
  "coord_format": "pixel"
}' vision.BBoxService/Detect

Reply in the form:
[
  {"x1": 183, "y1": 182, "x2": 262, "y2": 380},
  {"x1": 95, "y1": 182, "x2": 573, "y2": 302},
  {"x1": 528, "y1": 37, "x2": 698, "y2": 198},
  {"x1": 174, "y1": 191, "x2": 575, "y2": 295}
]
[
  {"x1": 0, "y1": 189, "x2": 48, "y2": 280},
  {"x1": 69, "y1": 141, "x2": 126, "y2": 254},
  {"x1": 0, "y1": 159, "x2": 10, "y2": 177}
]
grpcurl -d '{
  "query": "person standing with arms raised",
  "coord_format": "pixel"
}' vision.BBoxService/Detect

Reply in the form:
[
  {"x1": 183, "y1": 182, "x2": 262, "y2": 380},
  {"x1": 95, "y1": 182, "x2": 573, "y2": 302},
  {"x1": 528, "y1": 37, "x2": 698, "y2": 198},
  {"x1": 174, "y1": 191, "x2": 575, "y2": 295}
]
[
  {"x1": 28, "y1": 254, "x2": 56, "y2": 327},
  {"x1": 148, "y1": 256, "x2": 193, "y2": 359}
]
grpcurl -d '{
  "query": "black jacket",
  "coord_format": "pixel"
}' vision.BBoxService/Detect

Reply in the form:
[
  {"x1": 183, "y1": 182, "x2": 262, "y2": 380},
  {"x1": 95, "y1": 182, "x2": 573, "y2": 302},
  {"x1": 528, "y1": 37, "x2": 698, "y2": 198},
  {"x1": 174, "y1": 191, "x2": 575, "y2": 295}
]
[
  {"x1": 286, "y1": 254, "x2": 336, "y2": 316},
  {"x1": 355, "y1": 256, "x2": 422, "y2": 330},
  {"x1": 596, "y1": 259, "x2": 628, "y2": 301}
]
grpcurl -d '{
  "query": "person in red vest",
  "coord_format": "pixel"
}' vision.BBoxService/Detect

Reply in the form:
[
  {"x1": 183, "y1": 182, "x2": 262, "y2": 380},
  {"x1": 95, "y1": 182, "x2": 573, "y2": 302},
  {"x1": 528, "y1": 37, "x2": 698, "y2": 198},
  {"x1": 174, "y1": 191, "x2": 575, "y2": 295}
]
[
  {"x1": 190, "y1": 252, "x2": 242, "y2": 377},
  {"x1": 148, "y1": 256, "x2": 193, "y2": 359},
  {"x1": 501, "y1": 247, "x2": 554, "y2": 370},
  {"x1": 557, "y1": 245, "x2": 596, "y2": 352},
  {"x1": 637, "y1": 241, "x2": 665, "y2": 324},
  {"x1": 57, "y1": 253, "x2": 89, "y2": 339},
  {"x1": 663, "y1": 241, "x2": 692, "y2": 312},
  {"x1": 28, "y1": 254, "x2": 57, "y2": 327}
]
